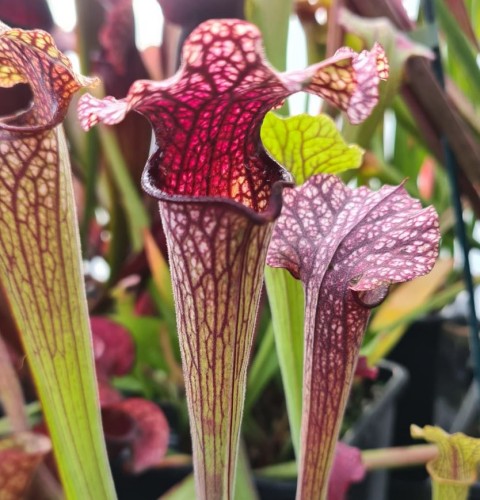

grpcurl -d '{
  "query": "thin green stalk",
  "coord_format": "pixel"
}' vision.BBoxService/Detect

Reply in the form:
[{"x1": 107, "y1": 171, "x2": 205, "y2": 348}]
[
  {"x1": 80, "y1": 128, "x2": 100, "y2": 252},
  {"x1": 74, "y1": 0, "x2": 103, "y2": 252},
  {"x1": 245, "y1": 323, "x2": 279, "y2": 413},
  {"x1": 435, "y1": 0, "x2": 480, "y2": 103},
  {"x1": 264, "y1": 267, "x2": 304, "y2": 458},
  {"x1": 245, "y1": 0, "x2": 293, "y2": 71},
  {"x1": 246, "y1": 0, "x2": 293, "y2": 115}
]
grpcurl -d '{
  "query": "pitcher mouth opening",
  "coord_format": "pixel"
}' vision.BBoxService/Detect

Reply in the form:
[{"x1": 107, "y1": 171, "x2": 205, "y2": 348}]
[
  {"x1": 0, "y1": 83, "x2": 34, "y2": 122},
  {"x1": 141, "y1": 150, "x2": 294, "y2": 225}
]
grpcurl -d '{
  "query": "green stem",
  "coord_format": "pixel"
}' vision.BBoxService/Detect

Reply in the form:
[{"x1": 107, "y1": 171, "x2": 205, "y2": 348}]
[
  {"x1": 245, "y1": 0, "x2": 293, "y2": 72},
  {"x1": 245, "y1": 323, "x2": 279, "y2": 413},
  {"x1": 246, "y1": 0, "x2": 293, "y2": 116},
  {"x1": 264, "y1": 267, "x2": 304, "y2": 458},
  {"x1": 74, "y1": 0, "x2": 103, "y2": 253},
  {"x1": 80, "y1": 128, "x2": 100, "y2": 253}
]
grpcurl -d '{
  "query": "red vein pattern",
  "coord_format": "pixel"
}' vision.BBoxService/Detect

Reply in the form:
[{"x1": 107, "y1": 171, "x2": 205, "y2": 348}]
[
  {"x1": 0, "y1": 432, "x2": 51, "y2": 500},
  {"x1": 78, "y1": 21, "x2": 389, "y2": 201},
  {"x1": 78, "y1": 19, "x2": 388, "y2": 499},
  {"x1": 0, "y1": 22, "x2": 115, "y2": 498},
  {"x1": 160, "y1": 201, "x2": 273, "y2": 498},
  {"x1": 267, "y1": 175, "x2": 440, "y2": 499}
]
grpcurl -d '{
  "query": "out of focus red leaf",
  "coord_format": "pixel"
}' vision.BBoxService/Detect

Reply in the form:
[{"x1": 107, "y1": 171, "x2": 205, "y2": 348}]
[
  {"x1": 109, "y1": 398, "x2": 170, "y2": 473},
  {"x1": 99, "y1": 0, "x2": 137, "y2": 76},
  {"x1": 97, "y1": 0, "x2": 149, "y2": 96},
  {"x1": 158, "y1": 0, "x2": 244, "y2": 25},
  {"x1": 345, "y1": 0, "x2": 413, "y2": 30},
  {"x1": 134, "y1": 290, "x2": 156, "y2": 316},
  {"x1": 97, "y1": 378, "x2": 123, "y2": 406},
  {"x1": 91, "y1": 316, "x2": 135, "y2": 377},
  {"x1": 95, "y1": 0, "x2": 152, "y2": 185},
  {"x1": 102, "y1": 406, "x2": 137, "y2": 461},
  {"x1": 0, "y1": 0, "x2": 53, "y2": 30}
]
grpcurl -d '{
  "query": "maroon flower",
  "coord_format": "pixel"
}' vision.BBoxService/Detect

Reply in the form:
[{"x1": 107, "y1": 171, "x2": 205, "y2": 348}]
[
  {"x1": 78, "y1": 19, "x2": 388, "y2": 499},
  {"x1": 267, "y1": 174, "x2": 440, "y2": 498}
]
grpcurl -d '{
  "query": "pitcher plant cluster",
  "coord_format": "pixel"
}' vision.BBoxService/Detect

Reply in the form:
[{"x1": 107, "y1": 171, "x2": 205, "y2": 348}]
[{"x1": 0, "y1": 13, "x2": 442, "y2": 500}]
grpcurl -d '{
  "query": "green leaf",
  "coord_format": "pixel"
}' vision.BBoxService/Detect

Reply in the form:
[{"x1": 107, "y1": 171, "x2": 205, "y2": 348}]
[
  {"x1": 245, "y1": 0, "x2": 292, "y2": 115},
  {"x1": 245, "y1": 323, "x2": 279, "y2": 413},
  {"x1": 261, "y1": 113, "x2": 363, "y2": 184},
  {"x1": 99, "y1": 123, "x2": 150, "y2": 252},
  {"x1": 143, "y1": 231, "x2": 178, "y2": 353},
  {"x1": 111, "y1": 315, "x2": 167, "y2": 372},
  {"x1": 255, "y1": 460, "x2": 297, "y2": 479},
  {"x1": 245, "y1": 0, "x2": 292, "y2": 73},
  {"x1": 436, "y1": 0, "x2": 480, "y2": 104},
  {"x1": 144, "y1": 230, "x2": 174, "y2": 310},
  {"x1": 264, "y1": 267, "x2": 304, "y2": 458},
  {"x1": 161, "y1": 474, "x2": 196, "y2": 500}
]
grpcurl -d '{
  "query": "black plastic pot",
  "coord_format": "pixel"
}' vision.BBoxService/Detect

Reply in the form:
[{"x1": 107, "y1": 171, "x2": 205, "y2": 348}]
[
  {"x1": 345, "y1": 360, "x2": 409, "y2": 500},
  {"x1": 111, "y1": 401, "x2": 192, "y2": 500},
  {"x1": 255, "y1": 477, "x2": 296, "y2": 500},
  {"x1": 112, "y1": 463, "x2": 192, "y2": 500},
  {"x1": 469, "y1": 482, "x2": 480, "y2": 499},
  {"x1": 253, "y1": 359, "x2": 409, "y2": 500}
]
